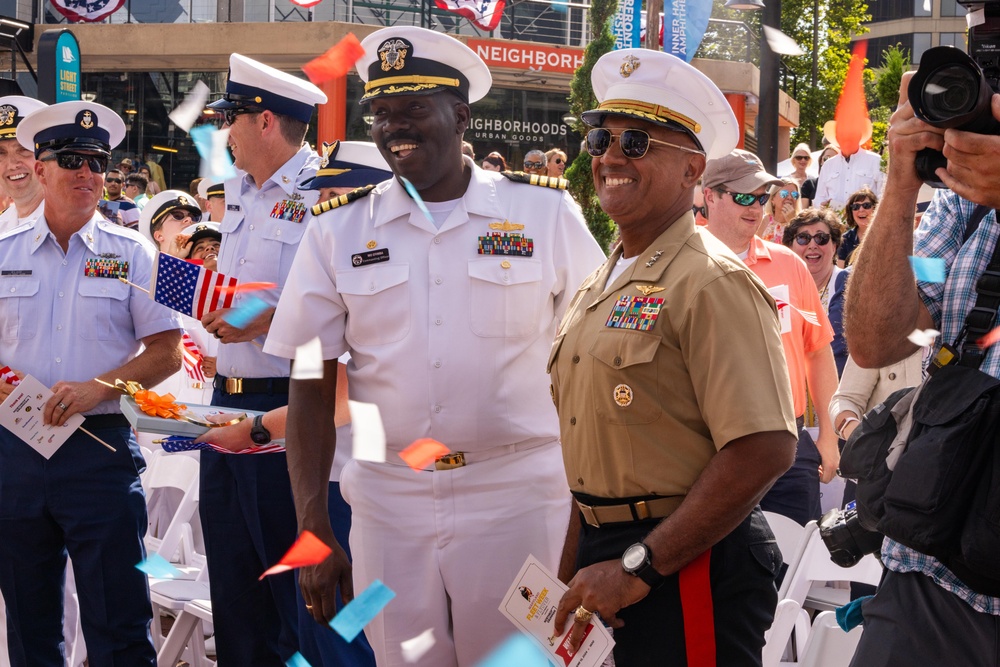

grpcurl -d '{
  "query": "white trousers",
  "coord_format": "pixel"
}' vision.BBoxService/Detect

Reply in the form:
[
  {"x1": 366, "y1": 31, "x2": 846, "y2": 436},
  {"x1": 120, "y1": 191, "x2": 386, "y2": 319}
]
[{"x1": 340, "y1": 442, "x2": 571, "y2": 667}]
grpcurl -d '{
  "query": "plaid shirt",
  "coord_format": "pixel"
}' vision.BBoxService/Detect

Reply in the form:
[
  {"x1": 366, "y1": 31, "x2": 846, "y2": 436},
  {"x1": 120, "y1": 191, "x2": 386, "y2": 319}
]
[{"x1": 883, "y1": 188, "x2": 1000, "y2": 615}]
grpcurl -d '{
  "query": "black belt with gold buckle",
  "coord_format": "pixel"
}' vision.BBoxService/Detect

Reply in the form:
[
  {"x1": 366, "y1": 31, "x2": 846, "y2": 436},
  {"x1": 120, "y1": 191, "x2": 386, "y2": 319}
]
[{"x1": 214, "y1": 374, "x2": 290, "y2": 395}]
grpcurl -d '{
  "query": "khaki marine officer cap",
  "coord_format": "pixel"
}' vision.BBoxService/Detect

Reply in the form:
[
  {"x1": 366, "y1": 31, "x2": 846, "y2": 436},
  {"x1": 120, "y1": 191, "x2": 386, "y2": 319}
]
[
  {"x1": 358, "y1": 26, "x2": 492, "y2": 104},
  {"x1": 581, "y1": 48, "x2": 739, "y2": 160},
  {"x1": 0, "y1": 96, "x2": 47, "y2": 140},
  {"x1": 702, "y1": 149, "x2": 784, "y2": 193}
]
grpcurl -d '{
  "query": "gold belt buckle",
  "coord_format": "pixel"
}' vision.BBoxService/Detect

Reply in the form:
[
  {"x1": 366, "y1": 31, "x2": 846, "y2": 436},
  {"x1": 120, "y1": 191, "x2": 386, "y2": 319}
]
[
  {"x1": 434, "y1": 452, "x2": 466, "y2": 470},
  {"x1": 576, "y1": 501, "x2": 601, "y2": 527},
  {"x1": 225, "y1": 377, "x2": 243, "y2": 394}
]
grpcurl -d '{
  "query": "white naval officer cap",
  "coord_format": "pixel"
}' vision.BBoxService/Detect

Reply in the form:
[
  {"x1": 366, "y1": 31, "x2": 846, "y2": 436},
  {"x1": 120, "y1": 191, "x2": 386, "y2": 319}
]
[
  {"x1": 0, "y1": 96, "x2": 47, "y2": 140},
  {"x1": 17, "y1": 100, "x2": 126, "y2": 158},
  {"x1": 358, "y1": 26, "x2": 491, "y2": 104},
  {"x1": 208, "y1": 53, "x2": 328, "y2": 124},
  {"x1": 198, "y1": 176, "x2": 225, "y2": 200},
  {"x1": 139, "y1": 189, "x2": 203, "y2": 242},
  {"x1": 301, "y1": 140, "x2": 392, "y2": 190},
  {"x1": 581, "y1": 49, "x2": 739, "y2": 161}
]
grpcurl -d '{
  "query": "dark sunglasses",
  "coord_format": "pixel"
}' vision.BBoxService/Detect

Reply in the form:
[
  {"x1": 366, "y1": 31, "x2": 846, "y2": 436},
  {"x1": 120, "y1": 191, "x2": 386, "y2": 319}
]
[
  {"x1": 692, "y1": 204, "x2": 707, "y2": 218},
  {"x1": 105, "y1": 177, "x2": 123, "y2": 184},
  {"x1": 719, "y1": 190, "x2": 770, "y2": 207},
  {"x1": 586, "y1": 128, "x2": 703, "y2": 160},
  {"x1": 42, "y1": 152, "x2": 109, "y2": 173},
  {"x1": 166, "y1": 209, "x2": 198, "y2": 222},
  {"x1": 222, "y1": 107, "x2": 261, "y2": 126},
  {"x1": 523, "y1": 161, "x2": 544, "y2": 169},
  {"x1": 850, "y1": 201, "x2": 875, "y2": 211},
  {"x1": 553, "y1": 157, "x2": 564, "y2": 164},
  {"x1": 793, "y1": 155, "x2": 810, "y2": 161},
  {"x1": 779, "y1": 189, "x2": 800, "y2": 200},
  {"x1": 794, "y1": 232, "x2": 832, "y2": 246}
]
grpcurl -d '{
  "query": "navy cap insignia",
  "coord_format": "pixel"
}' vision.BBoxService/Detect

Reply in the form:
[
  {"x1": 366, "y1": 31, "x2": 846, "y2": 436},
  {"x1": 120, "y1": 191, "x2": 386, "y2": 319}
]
[
  {"x1": 379, "y1": 39, "x2": 410, "y2": 72},
  {"x1": 177, "y1": 195, "x2": 190, "y2": 206},
  {"x1": 0, "y1": 105, "x2": 15, "y2": 126},
  {"x1": 79, "y1": 110, "x2": 95, "y2": 130},
  {"x1": 620, "y1": 55, "x2": 640, "y2": 78},
  {"x1": 319, "y1": 141, "x2": 338, "y2": 169}
]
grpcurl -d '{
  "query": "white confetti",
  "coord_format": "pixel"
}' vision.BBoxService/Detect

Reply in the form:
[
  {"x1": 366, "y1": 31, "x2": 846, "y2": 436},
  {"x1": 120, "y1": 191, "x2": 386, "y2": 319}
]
[
  {"x1": 168, "y1": 80, "x2": 211, "y2": 132},
  {"x1": 349, "y1": 401, "x2": 386, "y2": 463},
  {"x1": 907, "y1": 328, "x2": 940, "y2": 347},
  {"x1": 291, "y1": 337, "x2": 324, "y2": 380},
  {"x1": 400, "y1": 628, "x2": 436, "y2": 663},
  {"x1": 763, "y1": 25, "x2": 805, "y2": 57}
]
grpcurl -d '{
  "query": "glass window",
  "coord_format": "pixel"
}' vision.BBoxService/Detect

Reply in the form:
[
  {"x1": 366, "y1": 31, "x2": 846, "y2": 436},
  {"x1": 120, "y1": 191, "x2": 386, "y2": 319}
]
[
  {"x1": 941, "y1": 0, "x2": 968, "y2": 16},
  {"x1": 914, "y1": 0, "x2": 932, "y2": 17},
  {"x1": 914, "y1": 33, "x2": 932, "y2": 62},
  {"x1": 939, "y1": 32, "x2": 967, "y2": 49}
]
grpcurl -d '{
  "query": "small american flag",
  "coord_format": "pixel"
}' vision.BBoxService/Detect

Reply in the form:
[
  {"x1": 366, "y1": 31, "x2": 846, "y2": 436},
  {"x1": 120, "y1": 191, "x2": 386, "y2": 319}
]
[
  {"x1": 0, "y1": 366, "x2": 19, "y2": 386},
  {"x1": 161, "y1": 435, "x2": 285, "y2": 455},
  {"x1": 180, "y1": 332, "x2": 205, "y2": 382},
  {"x1": 152, "y1": 253, "x2": 238, "y2": 320}
]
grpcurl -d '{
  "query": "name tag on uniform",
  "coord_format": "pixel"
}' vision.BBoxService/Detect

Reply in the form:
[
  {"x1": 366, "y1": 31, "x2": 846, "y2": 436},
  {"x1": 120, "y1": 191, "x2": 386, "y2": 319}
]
[
  {"x1": 84, "y1": 258, "x2": 129, "y2": 279},
  {"x1": 606, "y1": 295, "x2": 664, "y2": 331},
  {"x1": 478, "y1": 232, "x2": 534, "y2": 257},
  {"x1": 227, "y1": 204, "x2": 241, "y2": 211},
  {"x1": 271, "y1": 199, "x2": 306, "y2": 224},
  {"x1": 352, "y1": 249, "x2": 390, "y2": 267},
  {"x1": 1, "y1": 270, "x2": 31, "y2": 276}
]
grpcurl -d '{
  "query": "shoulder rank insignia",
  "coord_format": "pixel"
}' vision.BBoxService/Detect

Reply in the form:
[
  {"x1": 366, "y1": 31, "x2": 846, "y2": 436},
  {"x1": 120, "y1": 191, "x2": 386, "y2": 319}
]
[
  {"x1": 502, "y1": 171, "x2": 568, "y2": 190},
  {"x1": 312, "y1": 184, "x2": 377, "y2": 216}
]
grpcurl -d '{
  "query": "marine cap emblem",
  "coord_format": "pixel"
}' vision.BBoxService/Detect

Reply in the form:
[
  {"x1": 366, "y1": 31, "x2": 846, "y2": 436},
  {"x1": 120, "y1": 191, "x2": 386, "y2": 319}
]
[
  {"x1": 379, "y1": 39, "x2": 410, "y2": 72},
  {"x1": 613, "y1": 384, "x2": 633, "y2": 407},
  {"x1": 80, "y1": 110, "x2": 95, "y2": 130},
  {"x1": 0, "y1": 105, "x2": 16, "y2": 126},
  {"x1": 620, "y1": 55, "x2": 640, "y2": 78}
]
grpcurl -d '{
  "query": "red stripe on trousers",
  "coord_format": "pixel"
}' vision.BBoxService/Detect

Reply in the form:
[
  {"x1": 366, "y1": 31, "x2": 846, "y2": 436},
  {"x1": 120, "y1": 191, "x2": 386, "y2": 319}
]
[{"x1": 679, "y1": 548, "x2": 716, "y2": 667}]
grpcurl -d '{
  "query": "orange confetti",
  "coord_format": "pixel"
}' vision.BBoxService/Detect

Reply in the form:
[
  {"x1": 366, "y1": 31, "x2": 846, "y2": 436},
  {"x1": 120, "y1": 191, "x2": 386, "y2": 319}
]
[
  {"x1": 215, "y1": 281, "x2": 277, "y2": 295},
  {"x1": 133, "y1": 389, "x2": 188, "y2": 419},
  {"x1": 399, "y1": 438, "x2": 450, "y2": 471},
  {"x1": 302, "y1": 34, "x2": 366, "y2": 84},
  {"x1": 978, "y1": 326, "x2": 1000, "y2": 350},
  {"x1": 833, "y1": 41, "x2": 870, "y2": 157},
  {"x1": 260, "y1": 530, "x2": 333, "y2": 580}
]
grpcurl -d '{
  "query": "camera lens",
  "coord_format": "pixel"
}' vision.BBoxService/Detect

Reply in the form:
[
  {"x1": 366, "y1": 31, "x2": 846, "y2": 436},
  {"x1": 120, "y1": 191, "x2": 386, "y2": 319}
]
[{"x1": 921, "y1": 64, "x2": 980, "y2": 120}]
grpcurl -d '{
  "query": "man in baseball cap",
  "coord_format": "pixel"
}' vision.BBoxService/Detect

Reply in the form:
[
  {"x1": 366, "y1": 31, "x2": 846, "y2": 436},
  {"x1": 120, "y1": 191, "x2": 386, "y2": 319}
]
[{"x1": 551, "y1": 49, "x2": 797, "y2": 664}]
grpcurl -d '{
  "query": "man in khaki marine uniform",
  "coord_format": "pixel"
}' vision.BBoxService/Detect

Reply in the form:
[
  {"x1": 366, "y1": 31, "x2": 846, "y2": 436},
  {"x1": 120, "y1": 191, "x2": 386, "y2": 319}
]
[{"x1": 550, "y1": 49, "x2": 798, "y2": 665}]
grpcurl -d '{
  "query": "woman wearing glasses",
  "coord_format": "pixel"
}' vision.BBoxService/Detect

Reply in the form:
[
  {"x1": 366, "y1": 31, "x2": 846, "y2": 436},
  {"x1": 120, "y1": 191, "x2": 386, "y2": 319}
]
[
  {"x1": 545, "y1": 148, "x2": 568, "y2": 178},
  {"x1": 838, "y1": 187, "x2": 877, "y2": 267},
  {"x1": 758, "y1": 178, "x2": 801, "y2": 244},
  {"x1": 786, "y1": 143, "x2": 813, "y2": 189}
]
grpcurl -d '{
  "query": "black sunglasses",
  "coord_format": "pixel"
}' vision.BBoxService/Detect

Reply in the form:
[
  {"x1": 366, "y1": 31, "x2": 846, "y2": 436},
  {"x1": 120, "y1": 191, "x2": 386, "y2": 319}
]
[
  {"x1": 523, "y1": 161, "x2": 544, "y2": 169},
  {"x1": 719, "y1": 190, "x2": 771, "y2": 207},
  {"x1": 586, "y1": 128, "x2": 703, "y2": 160},
  {"x1": 105, "y1": 177, "x2": 123, "y2": 184},
  {"x1": 793, "y1": 155, "x2": 810, "y2": 161},
  {"x1": 222, "y1": 107, "x2": 261, "y2": 126},
  {"x1": 42, "y1": 152, "x2": 109, "y2": 173},
  {"x1": 795, "y1": 232, "x2": 832, "y2": 246},
  {"x1": 850, "y1": 201, "x2": 875, "y2": 211}
]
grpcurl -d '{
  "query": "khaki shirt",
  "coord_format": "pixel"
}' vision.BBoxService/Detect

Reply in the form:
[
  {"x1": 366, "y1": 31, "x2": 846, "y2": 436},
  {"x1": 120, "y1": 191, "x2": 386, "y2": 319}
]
[{"x1": 548, "y1": 212, "x2": 797, "y2": 499}]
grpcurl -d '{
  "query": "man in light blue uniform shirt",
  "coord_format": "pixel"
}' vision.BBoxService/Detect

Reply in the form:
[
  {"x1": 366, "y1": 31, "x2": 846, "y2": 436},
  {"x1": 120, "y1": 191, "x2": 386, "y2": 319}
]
[
  {"x1": 0, "y1": 100, "x2": 182, "y2": 666},
  {"x1": 200, "y1": 54, "x2": 374, "y2": 667}
]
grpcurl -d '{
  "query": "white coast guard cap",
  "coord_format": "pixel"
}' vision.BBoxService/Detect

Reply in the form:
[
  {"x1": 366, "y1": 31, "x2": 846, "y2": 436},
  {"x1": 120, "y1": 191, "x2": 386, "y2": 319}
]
[
  {"x1": 208, "y1": 54, "x2": 328, "y2": 124},
  {"x1": 0, "y1": 96, "x2": 47, "y2": 140},
  {"x1": 17, "y1": 100, "x2": 126, "y2": 157}
]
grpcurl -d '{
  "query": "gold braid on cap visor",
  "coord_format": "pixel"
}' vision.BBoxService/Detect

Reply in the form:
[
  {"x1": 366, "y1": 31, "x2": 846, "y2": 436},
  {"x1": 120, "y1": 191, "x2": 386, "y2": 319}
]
[
  {"x1": 315, "y1": 167, "x2": 351, "y2": 178},
  {"x1": 362, "y1": 75, "x2": 461, "y2": 100},
  {"x1": 596, "y1": 99, "x2": 701, "y2": 134}
]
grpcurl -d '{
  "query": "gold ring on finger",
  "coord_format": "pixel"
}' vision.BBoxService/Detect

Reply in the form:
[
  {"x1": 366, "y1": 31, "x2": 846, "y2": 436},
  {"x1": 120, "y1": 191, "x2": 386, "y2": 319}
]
[{"x1": 574, "y1": 605, "x2": 594, "y2": 623}]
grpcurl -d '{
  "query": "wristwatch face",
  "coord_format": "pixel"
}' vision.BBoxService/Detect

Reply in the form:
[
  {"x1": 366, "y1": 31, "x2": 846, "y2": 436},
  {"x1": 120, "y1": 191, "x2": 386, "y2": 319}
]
[
  {"x1": 622, "y1": 543, "x2": 648, "y2": 572},
  {"x1": 250, "y1": 415, "x2": 270, "y2": 444}
]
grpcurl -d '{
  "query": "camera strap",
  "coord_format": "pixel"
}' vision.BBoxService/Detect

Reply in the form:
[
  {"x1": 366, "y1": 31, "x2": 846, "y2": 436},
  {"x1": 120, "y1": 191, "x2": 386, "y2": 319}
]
[{"x1": 957, "y1": 206, "x2": 1000, "y2": 368}]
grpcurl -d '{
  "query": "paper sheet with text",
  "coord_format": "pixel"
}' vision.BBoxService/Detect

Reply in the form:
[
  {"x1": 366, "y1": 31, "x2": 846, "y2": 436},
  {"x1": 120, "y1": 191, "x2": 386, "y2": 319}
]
[{"x1": 0, "y1": 375, "x2": 85, "y2": 459}]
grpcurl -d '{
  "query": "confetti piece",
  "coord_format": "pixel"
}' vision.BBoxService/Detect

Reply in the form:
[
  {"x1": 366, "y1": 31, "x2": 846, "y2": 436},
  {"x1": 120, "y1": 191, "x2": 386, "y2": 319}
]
[
  {"x1": 302, "y1": 33, "x2": 366, "y2": 84},
  {"x1": 907, "y1": 328, "x2": 940, "y2": 347},
  {"x1": 979, "y1": 326, "x2": 1000, "y2": 350},
  {"x1": 168, "y1": 80, "x2": 211, "y2": 132},
  {"x1": 286, "y1": 652, "x2": 313, "y2": 667},
  {"x1": 223, "y1": 295, "x2": 269, "y2": 329},
  {"x1": 763, "y1": 25, "x2": 805, "y2": 56},
  {"x1": 330, "y1": 579, "x2": 396, "y2": 642},
  {"x1": 909, "y1": 256, "x2": 946, "y2": 283},
  {"x1": 401, "y1": 628, "x2": 436, "y2": 663},
  {"x1": 773, "y1": 298, "x2": 820, "y2": 326},
  {"x1": 136, "y1": 553, "x2": 182, "y2": 579},
  {"x1": 349, "y1": 400, "x2": 386, "y2": 463},
  {"x1": 292, "y1": 337, "x2": 324, "y2": 381},
  {"x1": 215, "y1": 281, "x2": 278, "y2": 295},
  {"x1": 191, "y1": 124, "x2": 237, "y2": 181},
  {"x1": 260, "y1": 530, "x2": 333, "y2": 580},
  {"x1": 399, "y1": 176, "x2": 434, "y2": 224},
  {"x1": 399, "y1": 438, "x2": 449, "y2": 471},
  {"x1": 475, "y1": 634, "x2": 550, "y2": 667}
]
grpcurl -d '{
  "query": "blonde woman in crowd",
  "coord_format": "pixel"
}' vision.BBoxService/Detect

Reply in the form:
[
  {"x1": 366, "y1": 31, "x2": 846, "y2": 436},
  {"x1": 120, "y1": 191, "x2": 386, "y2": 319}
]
[{"x1": 758, "y1": 177, "x2": 801, "y2": 244}]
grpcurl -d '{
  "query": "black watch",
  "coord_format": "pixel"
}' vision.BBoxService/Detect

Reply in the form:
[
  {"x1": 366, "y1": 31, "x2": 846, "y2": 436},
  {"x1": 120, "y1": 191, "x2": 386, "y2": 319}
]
[
  {"x1": 622, "y1": 542, "x2": 666, "y2": 589},
  {"x1": 250, "y1": 414, "x2": 271, "y2": 445}
]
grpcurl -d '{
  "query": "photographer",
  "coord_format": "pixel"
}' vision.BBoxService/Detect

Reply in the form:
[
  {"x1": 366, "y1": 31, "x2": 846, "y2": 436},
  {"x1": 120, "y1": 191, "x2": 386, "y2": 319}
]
[{"x1": 844, "y1": 67, "x2": 1000, "y2": 666}]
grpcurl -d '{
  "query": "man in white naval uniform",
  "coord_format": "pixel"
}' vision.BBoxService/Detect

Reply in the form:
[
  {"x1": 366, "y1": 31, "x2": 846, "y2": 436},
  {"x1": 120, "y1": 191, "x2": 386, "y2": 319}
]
[{"x1": 0, "y1": 96, "x2": 47, "y2": 234}]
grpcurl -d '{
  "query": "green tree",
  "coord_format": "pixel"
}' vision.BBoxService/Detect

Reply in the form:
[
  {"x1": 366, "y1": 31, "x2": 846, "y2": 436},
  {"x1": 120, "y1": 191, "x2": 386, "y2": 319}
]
[
  {"x1": 875, "y1": 43, "x2": 910, "y2": 109},
  {"x1": 564, "y1": 0, "x2": 617, "y2": 253}
]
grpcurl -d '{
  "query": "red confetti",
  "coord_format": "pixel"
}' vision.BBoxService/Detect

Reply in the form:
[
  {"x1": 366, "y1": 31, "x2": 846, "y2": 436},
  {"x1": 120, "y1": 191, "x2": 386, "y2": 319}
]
[
  {"x1": 832, "y1": 41, "x2": 870, "y2": 157},
  {"x1": 215, "y1": 281, "x2": 277, "y2": 295},
  {"x1": 259, "y1": 530, "x2": 332, "y2": 579},
  {"x1": 302, "y1": 34, "x2": 366, "y2": 84},
  {"x1": 978, "y1": 326, "x2": 1000, "y2": 350},
  {"x1": 399, "y1": 438, "x2": 450, "y2": 471}
]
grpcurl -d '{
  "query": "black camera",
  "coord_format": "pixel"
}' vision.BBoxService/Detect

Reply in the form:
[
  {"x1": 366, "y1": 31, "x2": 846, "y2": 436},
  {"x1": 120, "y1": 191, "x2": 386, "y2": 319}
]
[
  {"x1": 908, "y1": 1, "x2": 1000, "y2": 187},
  {"x1": 818, "y1": 505, "x2": 884, "y2": 568}
]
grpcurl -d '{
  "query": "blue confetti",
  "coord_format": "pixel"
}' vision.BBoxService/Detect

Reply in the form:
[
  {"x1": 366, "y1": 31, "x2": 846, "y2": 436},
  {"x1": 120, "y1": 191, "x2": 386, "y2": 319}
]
[
  {"x1": 223, "y1": 295, "x2": 269, "y2": 329},
  {"x1": 329, "y1": 579, "x2": 396, "y2": 642},
  {"x1": 286, "y1": 652, "x2": 313, "y2": 667},
  {"x1": 135, "y1": 553, "x2": 182, "y2": 579},
  {"x1": 909, "y1": 256, "x2": 946, "y2": 284},
  {"x1": 191, "y1": 124, "x2": 237, "y2": 181},
  {"x1": 475, "y1": 634, "x2": 552, "y2": 667},
  {"x1": 399, "y1": 176, "x2": 434, "y2": 224}
]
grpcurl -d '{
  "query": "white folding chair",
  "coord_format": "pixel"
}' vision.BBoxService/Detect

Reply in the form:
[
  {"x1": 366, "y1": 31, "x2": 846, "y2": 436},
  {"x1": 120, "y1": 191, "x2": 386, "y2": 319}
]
[
  {"x1": 763, "y1": 598, "x2": 802, "y2": 667},
  {"x1": 144, "y1": 453, "x2": 201, "y2": 568},
  {"x1": 797, "y1": 611, "x2": 863, "y2": 667},
  {"x1": 784, "y1": 529, "x2": 882, "y2": 613},
  {"x1": 764, "y1": 512, "x2": 815, "y2": 599}
]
